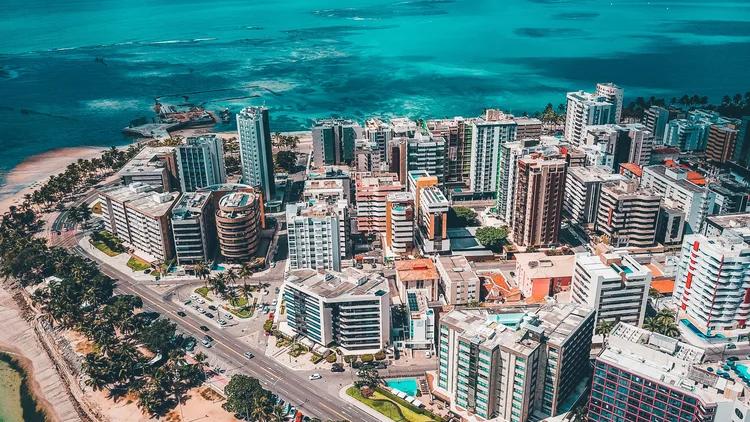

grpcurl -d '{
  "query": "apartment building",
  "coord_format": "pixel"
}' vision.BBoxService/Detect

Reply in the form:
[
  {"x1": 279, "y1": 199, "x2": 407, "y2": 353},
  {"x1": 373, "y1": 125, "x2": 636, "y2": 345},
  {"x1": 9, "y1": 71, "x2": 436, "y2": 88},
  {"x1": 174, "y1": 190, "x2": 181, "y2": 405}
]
[
  {"x1": 283, "y1": 268, "x2": 390, "y2": 354},
  {"x1": 117, "y1": 146, "x2": 179, "y2": 191},
  {"x1": 395, "y1": 259, "x2": 440, "y2": 302},
  {"x1": 515, "y1": 253, "x2": 575, "y2": 301},
  {"x1": 407, "y1": 133, "x2": 446, "y2": 187},
  {"x1": 98, "y1": 182, "x2": 180, "y2": 263},
  {"x1": 176, "y1": 135, "x2": 226, "y2": 192},
  {"x1": 215, "y1": 191, "x2": 263, "y2": 262},
  {"x1": 354, "y1": 173, "x2": 401, "y2": 235},
  {"x1": 595, "y1": 180, "x2": 661, "y2": 248},
  {"x1": 436, "y1": 304, "x2": 595, "y2": 421},
  {"x1": 287, "y1": 200, "x2": 347, "y2": 271},
  {"x1": 644, "y1": 105, "x2": 671, "y2": 143},
  {"x1": 702, "y1": 213, "x2": 750, "y2": 242},
  {"x1": 515, "y1": 117, "x2": 543, "y2": 139},
  {"x1": 353, "y1": 139, "x2": 383, "y2": 173},
  {"x1": 394, "y1": 289, "x2": 435, "y2": 351},
  {"x1": 427, "y1": 117, "x2": 474, "y2": 188},
  {"x1": 733, "y1": 116, "x2": 750, "y2": 166},
  {"x1": 583, "y1": 124, "x2": 653, "y2": 170},
  {"x1": 311, "y1": 118, "x2": 363, "y2": 167},
  {"x1": 417, "y1": 186, "x2": 450, "y2": 254},
  {"x1": 564, "y1": 91, "x2": 615, "y2": 146},
  {"x1": 674, "y1": 233, "x2": 750, "y2": 336},
  {"x1": 709, "y1": 178, "x2": 749, "y2": 215},
  {"x1": 303, "y1": 178, "x2": 349, "y2": 204},
  {"x1": 435, "y1": 255, "x2": 480, "y2": 305},
  {"x1": 564, "y1": 166, "x2": 625, "y2": 229},
  {"x1": 170, "y1": 192, "x2": 216, "y2": 265},
  {"x1": 407, "y1": 170, "x2": 438, "y2": 212},
  {"x1": 595, "y1": 82, "x2": 624, "y2": 122},
  {"x1": 589, "y1": 322, "x2": 750, "y2": 422},
  {"x1": 237, "y1": 106, "x2": 276, "y2": 200},
  {"x1": 513, "y1": 156, "x2": 567, "y2": 248},
  {"x1": 364, "y1": 117, "x2": 393, "y2": 164},
  {"x1": 656, "y1": 205, "x2": 687, "y2": 245},
  {"x1": 470, "y1": 110, "x2": 518, "y2": 197},
  {"x1": 384, "y1": 192, "x2": 415, "y2": 258},
  {"x1": 706, "y1": 123, "x2": 739, "y2": 164},
  {"x1": 570, "y1": 246, "x2": 651, "y2": 326},
  {"x1": 641, "y1": 165, "x2": 716, "y2": 233}
]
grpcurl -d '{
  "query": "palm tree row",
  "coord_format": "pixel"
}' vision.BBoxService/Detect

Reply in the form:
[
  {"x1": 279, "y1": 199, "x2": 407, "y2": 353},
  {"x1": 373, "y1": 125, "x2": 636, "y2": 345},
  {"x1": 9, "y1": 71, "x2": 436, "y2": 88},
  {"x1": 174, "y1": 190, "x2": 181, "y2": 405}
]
[
  {"x1": 643, "y1": 309, "x2": 680, "y2": 338},
  {"x1": 196, "y1": 262, "x2": 258, "y2": 308}
]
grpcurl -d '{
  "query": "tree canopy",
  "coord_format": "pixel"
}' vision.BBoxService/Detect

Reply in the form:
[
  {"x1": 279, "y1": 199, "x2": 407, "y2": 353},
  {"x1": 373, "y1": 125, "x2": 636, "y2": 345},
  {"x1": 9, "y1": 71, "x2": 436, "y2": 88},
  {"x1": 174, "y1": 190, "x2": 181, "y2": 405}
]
[
  {"x1": 474, "y1": 226, "x2": 509, "y2": 250},
  {"x1": 275, "y1": 150, "x2": 298, "y2": 173},
  {"x1": 447, "y1": 206, "x2": 477, "y2": 228}
]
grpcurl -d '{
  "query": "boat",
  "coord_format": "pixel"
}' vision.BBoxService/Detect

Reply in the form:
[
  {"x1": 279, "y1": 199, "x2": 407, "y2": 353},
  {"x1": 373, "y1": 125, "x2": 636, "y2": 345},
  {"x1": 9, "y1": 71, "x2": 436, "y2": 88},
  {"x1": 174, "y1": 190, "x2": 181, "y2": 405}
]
[{"x1": 219, "y1": 108, "x2": 231, "y2": 123}]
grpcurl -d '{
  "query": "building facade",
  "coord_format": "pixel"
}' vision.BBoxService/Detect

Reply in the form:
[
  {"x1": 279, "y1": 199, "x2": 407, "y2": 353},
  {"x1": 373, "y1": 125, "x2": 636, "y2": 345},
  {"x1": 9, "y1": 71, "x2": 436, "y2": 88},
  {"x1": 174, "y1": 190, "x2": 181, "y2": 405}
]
[
  {"x1": 470, "y1": 111, "x2": 518, "y2": 196},
  {"x1": 564, "y1": 166, "x2": 626, "y2": 229},
  {"x1": 564, "y1": 91, "x2": 616, "y2": 146},
  {"x1": 706, "y1": 123, "x2": 739, "y2": 164},
  {"x1": 117, "y1": 147, "x2": 179, "y2": 192},
  {"x1": 407, "y1": 133, "x2": 446, "y2": 187},
  {"x1": 171, "y1": 192, "x2": 216, "y2": 265},
  {"x1": 354, "y1": 173, "x2": 402, "y2": 235},
  {"x1": 513, "y1": 157, "x2": 567, "y2": 247},
  {"x1": 595, "y1": 180, "x2": 661, "y2": 248},
  {"x1": 640, "y1": 165, "x2": 716, "y2": 233},
  {"x1": 311, "y1": 118, "x2": 363, "y2": 167},
  {"x1": 595, "y1": 82, "x2": 624, "y2": 122},
  {"x1": 237, "y1": 106, "x2": 276, "y2": 200},
  {"x1": 417, "y1": 186, "x2": 450, "y2": 254},
  {"x1": 287, "y1": 200, "x2": 347, "y2": 271},
  {"x1": 395, "y1": 259, "x2": 440, "y2": 302},
  {"x1": 435, "y1": 255, "x2": 480, "y2": 305},
  {"x1": 176, "y1": 135, "x2": 226, "y2": 192},
  {"x1": 215, "y1": 191, "x2": 263, "y2": 262},
  {"x1": 384, "y1": 192, "x2": 415, "y2": 258}
]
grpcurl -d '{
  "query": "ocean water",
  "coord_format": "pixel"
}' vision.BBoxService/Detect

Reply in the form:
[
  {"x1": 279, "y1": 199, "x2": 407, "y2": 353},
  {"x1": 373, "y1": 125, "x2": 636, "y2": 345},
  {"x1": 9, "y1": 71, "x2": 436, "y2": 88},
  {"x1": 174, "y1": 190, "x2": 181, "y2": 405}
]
[
  {"x1": 1, "y1": 0, "x2": 750, "y2": 182},
  {"x1": 0, "y1": 353, "x2": 47, "y2": 422}
]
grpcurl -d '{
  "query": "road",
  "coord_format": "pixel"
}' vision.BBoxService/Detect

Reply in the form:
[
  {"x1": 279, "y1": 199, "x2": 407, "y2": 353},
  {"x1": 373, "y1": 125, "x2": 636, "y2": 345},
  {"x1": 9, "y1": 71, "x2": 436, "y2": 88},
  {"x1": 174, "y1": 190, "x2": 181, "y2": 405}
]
[{"x1": 71, "y1": 243, "x2": 378, "y2": 422}]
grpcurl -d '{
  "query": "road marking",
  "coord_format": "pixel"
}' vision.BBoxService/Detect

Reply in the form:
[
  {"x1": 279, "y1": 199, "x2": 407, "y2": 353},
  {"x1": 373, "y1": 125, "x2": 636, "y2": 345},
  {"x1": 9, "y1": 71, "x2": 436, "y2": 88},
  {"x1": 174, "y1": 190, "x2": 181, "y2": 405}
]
[{"x1": 317, "y1": 402, "x2": 348, "y2": 420}]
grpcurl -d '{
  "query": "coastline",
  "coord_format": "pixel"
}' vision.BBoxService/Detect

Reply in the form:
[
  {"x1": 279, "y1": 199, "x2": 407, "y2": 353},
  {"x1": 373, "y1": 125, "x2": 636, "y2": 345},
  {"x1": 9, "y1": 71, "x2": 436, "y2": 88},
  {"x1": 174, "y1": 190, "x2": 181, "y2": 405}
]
[
  {"x1": 0, "y1": 350, "x2": 52, "y2": 422},
  {"x1": 0, "y1": 146, "x2": 108, "y2": 215}
]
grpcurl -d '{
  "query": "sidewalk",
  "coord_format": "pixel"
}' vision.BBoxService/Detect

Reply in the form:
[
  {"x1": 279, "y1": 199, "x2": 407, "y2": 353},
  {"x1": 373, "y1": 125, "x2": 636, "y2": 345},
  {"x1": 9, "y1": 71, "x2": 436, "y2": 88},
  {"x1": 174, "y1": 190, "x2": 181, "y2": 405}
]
[{"x1": 338, "y1": 385, "x2": 392, "y2": 422}]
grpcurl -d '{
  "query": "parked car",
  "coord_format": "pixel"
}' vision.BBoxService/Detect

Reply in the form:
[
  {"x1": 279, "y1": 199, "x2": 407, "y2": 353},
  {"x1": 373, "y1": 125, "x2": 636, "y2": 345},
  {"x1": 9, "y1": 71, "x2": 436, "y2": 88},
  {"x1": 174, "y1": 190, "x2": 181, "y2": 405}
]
[
  {"x1": 351, "y1": 361, "x2": 363, "y2": 369},
  {"x1": 331, "y1": 366, "x2": 345, "y2": 373},
  {"x1": 208, "y1": 305, "x2": 217, "y2": 311},
  {"x1": 199, "y1": 326, "x2": 210, "y2": 332},
  {"x1": 309, "y1": 374, "x2": 322, "y2": 380},
  {"x1": 202, "y1": 339, "x2": 212, "y2": 348},
  {"x1": 190, "y1": 294, "x2": 198, "y2": 300},
  {"x1": 426, "y1": 351, "x2": 432, "y2": 358},
  {"x1": 184, "y1": 339, "x2": 196, "y2": 352},
  {"x1": 176, "y1": 311, "x2": 187, "y2": 317},
  {"x1": 224, "y1": 313, "x2": 233, "y2": 320},
  {"x1": 375, "y1": 362, "x2": 387, "y2": 369},
  {"x1": 728, "y1": 356, "x2": 740, "y2": 362},
  {"x1": 727, "y1": 343, "x2": 738, "y2": 350},
  {"x1": 183, "y1": 300, "x2": 191, "y2": 305},
  {"x1": 218, "y1": 319, "x2": 227, "y2": 325},
  {"x1": 204, "y1": 312, "x2": 214, "y2": 318},
  {"x1": 197, "y1": 298, "x2": 205, "y2": 304},
  {"x1": 204, "y1": 335, "x2": 214, "y2": 342},
  {"x1": 272, "y1": 299, "x2": 278, "y2": 306},
  {"x1": 197, "y1": 308, "x2": 205, "y2": 314},
  {"x1": 143, "y1": 269, "x2": 150, "y2": 275},
  {"x1": 244, "y1": 352, "x2": 255, "y2": 359}
]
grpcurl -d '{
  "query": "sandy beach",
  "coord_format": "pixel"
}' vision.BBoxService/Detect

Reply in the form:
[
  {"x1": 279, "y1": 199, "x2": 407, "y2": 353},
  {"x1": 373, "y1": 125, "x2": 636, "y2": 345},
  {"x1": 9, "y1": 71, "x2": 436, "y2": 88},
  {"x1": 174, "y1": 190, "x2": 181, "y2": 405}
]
[{"x1": 0, "y1": 146, "x2": 107, "y2": 215}]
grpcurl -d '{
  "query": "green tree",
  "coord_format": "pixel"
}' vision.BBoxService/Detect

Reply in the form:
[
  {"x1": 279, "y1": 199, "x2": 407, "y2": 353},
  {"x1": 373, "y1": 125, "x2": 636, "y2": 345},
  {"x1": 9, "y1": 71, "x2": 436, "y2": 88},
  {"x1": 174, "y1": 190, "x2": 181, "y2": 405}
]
[
  {"x1": 648, "y1": 286, "x2": 660, "y2": 300},
  {"x1": 275, "y1": 150, "x2": 298, "y2": 172},
  {"x1": 595, "y1": 320, "x2": 613, "y2": 340},
  {"x1": 138, "y1": 318, "x2": 178, "y2": 354},
  {"x1": 447, "y1": 206, "x2": 477, "y2": 227},
  {"x1": 643, "y1": 317, "x2": 662, "y2": 333},
  {"x1": 467, "y1": 299, "x2": 481, "y2": 308},
  {"x1": 475, "y1": 226, "x2": 509, "y2": 250},
  {"x1": 223, "y1": 375, "x2": 273, "y2": 420}
]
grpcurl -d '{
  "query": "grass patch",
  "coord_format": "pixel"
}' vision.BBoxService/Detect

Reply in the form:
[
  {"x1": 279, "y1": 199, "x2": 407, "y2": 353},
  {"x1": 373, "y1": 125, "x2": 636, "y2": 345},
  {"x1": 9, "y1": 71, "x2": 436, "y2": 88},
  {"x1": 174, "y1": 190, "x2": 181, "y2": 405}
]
[
  {"x1": 347, "y1": 387, "x2": 437, "y2": 422},
  {"x1": 127, "y1": 257, "x2": 150, "y2": 271},
  {"x1": 90, "y1": 240, "x2": 122, "y2": 257},
  {"x1": 230, "y1": 297, "x2": 248, "y2": 307},
  {"x1": 150, "y1": 270, "x2": 160, "y2": 276},
  {"x1": 194, "y1": 287, "x2": 214, "y2": 302}
]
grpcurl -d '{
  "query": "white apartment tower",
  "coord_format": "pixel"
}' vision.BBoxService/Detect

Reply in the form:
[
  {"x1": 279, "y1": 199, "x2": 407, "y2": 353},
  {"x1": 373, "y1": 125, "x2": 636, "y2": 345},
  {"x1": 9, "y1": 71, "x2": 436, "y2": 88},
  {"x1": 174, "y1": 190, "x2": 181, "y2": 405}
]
[
  {"x1": 286, "y1": 201, "x2": 347, "y2": 271},
  {"x1": 237, "y1": 106, "x2": 276, "y2": 200},
  {"x1": 595, "y1": 82, "x2": 624, "y2": 122},
  {"x1": 470, "y1": 110, "x2": 517, "y2": 196},
  {"x1": 564, "y1": 91, "x2": 616, "y2": 146},
  {"x1": 176, "y1": 135, "x2": 226, "y2": 192},
  {"x1": 435, "y1": 255, "x2": 480, "y2": 306}
]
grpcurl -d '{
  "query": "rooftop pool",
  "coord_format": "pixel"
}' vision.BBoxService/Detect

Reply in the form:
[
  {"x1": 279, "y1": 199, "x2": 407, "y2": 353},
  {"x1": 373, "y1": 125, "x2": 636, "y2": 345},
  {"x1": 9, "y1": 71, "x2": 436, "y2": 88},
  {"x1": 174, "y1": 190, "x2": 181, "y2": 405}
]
[
  {"x1": 680, "y1": 319, "x2": 726, "y2": 339},
  {"x1": 386, "y1": 378, "x2": 419, "y2": 396},
  {"x1": 491, "y1": 312, "x2": 527, "y2": 329}
]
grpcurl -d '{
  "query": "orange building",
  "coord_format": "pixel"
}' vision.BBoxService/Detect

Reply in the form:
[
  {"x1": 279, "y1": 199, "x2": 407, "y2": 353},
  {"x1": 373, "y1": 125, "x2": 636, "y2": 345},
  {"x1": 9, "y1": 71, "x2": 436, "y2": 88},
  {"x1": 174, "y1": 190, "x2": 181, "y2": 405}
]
[
  {"x1": 394, "y1": 259, "x2": 440, "y2": 302},
  {"x1": 515, "y1": 252, "x2": 576, "y2": 301},
  {"x1": 355, "y1": 173, "x2": 402, "y2": 235}
]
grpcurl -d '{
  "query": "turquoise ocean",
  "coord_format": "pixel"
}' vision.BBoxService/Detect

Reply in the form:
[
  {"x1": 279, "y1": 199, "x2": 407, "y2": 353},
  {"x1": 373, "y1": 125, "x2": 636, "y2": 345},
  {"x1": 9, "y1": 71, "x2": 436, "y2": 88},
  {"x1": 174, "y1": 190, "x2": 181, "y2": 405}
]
[{"x1": 1, "y1": 0, "x2": 750, "y2": 183}]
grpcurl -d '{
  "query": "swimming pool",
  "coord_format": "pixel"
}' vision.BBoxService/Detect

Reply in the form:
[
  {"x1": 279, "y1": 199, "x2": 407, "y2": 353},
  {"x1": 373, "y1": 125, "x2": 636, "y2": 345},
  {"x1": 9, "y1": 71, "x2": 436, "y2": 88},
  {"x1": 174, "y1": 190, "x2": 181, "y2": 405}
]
[
  {"x1": 680, "y1": 319, "x2": 726, "y2": 339},
  {"x1": 212, "y1": 264, "x2": 226, "y2": 271},
  {"x1": 386, "y1": 378, "x2": 419, "y2": 396},
  {"x1": 491, "y1": 313, "x2": 527, "y2": 329}
]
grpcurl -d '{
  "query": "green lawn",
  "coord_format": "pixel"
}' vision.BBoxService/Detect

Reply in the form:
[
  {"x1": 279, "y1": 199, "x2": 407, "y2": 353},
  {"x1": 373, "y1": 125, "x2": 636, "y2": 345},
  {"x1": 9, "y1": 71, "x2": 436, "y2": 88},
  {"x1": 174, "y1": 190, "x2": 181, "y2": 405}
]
[
  {"x1": 230, "y1": 297, "x2": 248, "y2": 307},
  {"x1": 232, "y1": 308, "x2": 253, "y2": 318},
  {"x1": 194, "y1": 287, "x2": 214, "y2": 302},
  {"x1": 347, "y1": 387, "x2": 435, "y2": 422},
  {"x1": 90, "y1": 240, "x2": 121, "y2": 257},
  {"x1": 126, "y1": 257, "x2": 150, "y2": 271}
]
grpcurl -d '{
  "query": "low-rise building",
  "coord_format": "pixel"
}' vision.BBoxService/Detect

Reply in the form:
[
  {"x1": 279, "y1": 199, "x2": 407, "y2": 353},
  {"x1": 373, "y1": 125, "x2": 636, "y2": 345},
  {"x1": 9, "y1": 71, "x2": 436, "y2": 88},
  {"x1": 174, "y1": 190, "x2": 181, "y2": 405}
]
[
  {"x1": 98, "y1": 182, "x2": 180, "y2": 263},
  {"x1": 570, "y1": 245, "x2": 652, "y2": 326},
  {"x1": 395, "y1": 259, "x2": 440, "y2": 303},
  {"x1": 171, "y1": 192, "x2": 216, "y2": 265},
  {"x1": 283, "y1": 268, "x2": 390, "y2": 354},
  {"x1": 435, "y1": 255, "x2": 480, "y2": 305},
  {"x1": 436, "y1": 303, "x2": 595, "y2": 421},
  {"x1": 514, "y1": 252, "x2": 576, "y2": 302},
  {"x1": 117, "y1": 146, "x2": 179, "y2": 191}
]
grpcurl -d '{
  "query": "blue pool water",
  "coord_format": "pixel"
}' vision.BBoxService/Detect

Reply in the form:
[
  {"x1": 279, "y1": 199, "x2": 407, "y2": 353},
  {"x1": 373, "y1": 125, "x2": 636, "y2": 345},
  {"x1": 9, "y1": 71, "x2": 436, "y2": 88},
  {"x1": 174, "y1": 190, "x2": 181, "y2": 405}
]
[
  {"x1": 736, "y1": 364, "x2": 750, "y2": 379},
  {"x1": 213, "y1": 265, "x2": 226, "y2": 271},
  {"x1": 680, "y1": 319, "x2": 726, "y2": 339},
  {"x1": 491, "y1": 313, "x2": 528, "y2": 329},
  {"x1": 386, "y1": 378, "x2": 419, "y2": 397}
]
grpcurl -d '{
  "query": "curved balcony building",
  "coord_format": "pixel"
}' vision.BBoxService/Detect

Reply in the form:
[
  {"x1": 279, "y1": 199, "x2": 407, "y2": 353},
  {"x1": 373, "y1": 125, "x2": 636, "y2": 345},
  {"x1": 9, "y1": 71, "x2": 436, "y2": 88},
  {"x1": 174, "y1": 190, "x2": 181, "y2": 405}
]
[{"x1": 216, "y1": 191, "x2": 262, "y2": 261}]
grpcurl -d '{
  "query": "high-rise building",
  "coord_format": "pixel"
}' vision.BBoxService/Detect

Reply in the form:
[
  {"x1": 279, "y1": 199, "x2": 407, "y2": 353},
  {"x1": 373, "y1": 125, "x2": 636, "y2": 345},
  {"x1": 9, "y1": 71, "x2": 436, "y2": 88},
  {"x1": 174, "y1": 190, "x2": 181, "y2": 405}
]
[
  {"x1": 427, "y1": 117, "x2": 474, "y2": 188},
  {"x1": 384, "y1": 192, "x2": 415, "y2": 258},
  {"x1": 709, "y1": 178, "x2": 750, "y2": 214},
  {"x1": 283, "y1": 268, "x2": 391, "y2": 353},
  {"x1": 583, "y1": 124, "x2": 653, "y2": 171},
  {"x1": 364, "y1": 118, "x2": 392, "y2": 164},
  {"x1": 117, "y1": 146, "x2": 179, "y2": 192},
  {"x1": 416, "y1": 186, "x2": 450, "y2": 254},
  {"x1": 215, "y1": 191, "x2": 263, "y2": 262},
  {"x1": 353, "y1": 139, "x2": 383, "y2": 173},
  {"x1": 393, "y1": 289, "x2": 435, "y2": 352},
  {"x1": 237, "y1": 106, "x2": 276, "y2": 200},
  {"x1": 287, "y1": 200, "x2": 347, "y2": 271},
  {"x1": 674, "y1": 233, "x2": 750, "y2": 335},
  {"x1": 564, "y1": 166, "x2": 625, "y2": 229},
  {"x1": 706, "y1": 123, "x2": 739, "y2": 164},
  {"x1": 733, "y1": 116, "x2": 750, "y2": 166},
  {"x1": 170, "y1": 192, "x2": 216, "y2": 265},
  {"x1": 435, "y1": 255, "x2": 480, "y2": 305},
  {"x1": 643, "y1": 105, "x2": 671, "y2": 144},
  {"x1": 354, "y1": 173, "x2": 402, "y2": 235},
  {"x1": 586, "y1": 322, "x2": 750, "y2": 422},
  {"x1": 388, "y1": 138, "x2": 409, "y2": 184},
  {"x1": 570, "y1": 246, "x2": 651, "y2": 326},
  {"x1": 655, "y1": 205, "x2": 686, "y2": 246},
  {"x1": 702, "y1": 212, "x2": 750, "y2": 242},
  {"x1": 513, "y1": 156, "x2": 567, "y2": 247},
  {"x1": 640, "y1": 165, "x2": 716, "y2": 233},
  {"x1": 595, "y1": 82, "x2": 624, "y2": 122},
  {"x1": 176, "y1": 135, "x2": 226, "y2": 192},
  {"x1": 515, "y1": 117, "x2": 543, "y2": 139},
  {"x1": 407, "y1": 170, "x2": 438, "y2": 211},
  {"x1": 564, "y1": 91, "x2": 615, "y2": 146},
  {"x1": 98, "y1": 182, "x2": 180, "y2": 263},
  {"x1": 436, "y1": 304, "x2": 595, "y2": 421},
  {"x1": 395, "y1": 259, "x2": 440, "y2": 302},
  {"x1": 470, "y1": 110, "x2": 518, "y2": 197},
  {"x1": 407, "y1": 133, "x2": 446, "y2": 187},
  {"x1": 595, "y1": 180, "x2": 661, "y2": 248},
  {"x1": 311, "y1": 118, "x2": 363, "y2": 167}
]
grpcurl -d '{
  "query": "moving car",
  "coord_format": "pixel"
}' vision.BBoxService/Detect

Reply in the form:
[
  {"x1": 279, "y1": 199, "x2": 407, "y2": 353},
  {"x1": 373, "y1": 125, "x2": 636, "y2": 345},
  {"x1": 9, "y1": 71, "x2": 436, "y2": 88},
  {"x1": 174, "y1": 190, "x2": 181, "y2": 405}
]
[
  {"x1": 176, "y1": 311, "x2": 187, "y2": 317},
  {"x1": 202, "y1": 339, "x2": 212, "y2": 348},
  {"x1": 205, "y1": 312, "x2": 214, "y2": 318},
  {"x1": 244, "y1": 352, "x2": 255, "y2": 359},
  {"x1": 309, "y1": 374, "x2": 322, "y2": 381},
  {"x1": 183, "y1": 300, "x2": 191, "y2": 305},
  {"x1": 208, "y1": 305, "x2": 217, "y2": 311},
  {"x1": 224, "y1": 313, "x2": 233, "y2": 319},
  {"x1": 204, "y1": 335, "x2": 214, "y2": 342},
  {"x1": 727, "y1": 343, "x2": 738, "y2": 350},
  {"x1": 199, "y1": 326, "x2": 210, "y2": 332}
]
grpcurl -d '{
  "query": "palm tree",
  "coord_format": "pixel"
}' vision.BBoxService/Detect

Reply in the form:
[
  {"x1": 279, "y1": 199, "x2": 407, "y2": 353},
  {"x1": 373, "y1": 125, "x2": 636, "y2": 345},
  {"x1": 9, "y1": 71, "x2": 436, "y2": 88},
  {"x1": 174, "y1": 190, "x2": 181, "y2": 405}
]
[
  {"x1": 595, "y1": 320, "x2": 613, "y2": 340},
  {"x1": 661, "y1": 321, "x2": 680, "y2": 338},
  {"x1": 648, "y1": 287, "x2": 660, "y2": 301},
  {"x1": 643, "y1": 317, "x2": 662, "y2": 333},
  {"x1": 571, "y1": 405, "x2": 588, "y2": 422},
  {"x1": 195, "y1": 261, "x2": 210, "y2": 287}
]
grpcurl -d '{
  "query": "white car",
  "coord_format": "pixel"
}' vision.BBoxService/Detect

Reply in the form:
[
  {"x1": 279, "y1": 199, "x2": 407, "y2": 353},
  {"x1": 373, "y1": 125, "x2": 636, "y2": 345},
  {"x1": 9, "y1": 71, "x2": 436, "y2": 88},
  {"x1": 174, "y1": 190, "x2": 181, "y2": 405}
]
[
  {"x1": 224, "y1": 313, "x2": 233, "y2": 320},
  {"x1": 190, "y1": 294, "x2": 198, "y2": 300},
  {"x1": 309, "y1": 374, "x2": 322, "y2": 381},
  {"x1": 198, "y1": 307, "x2": 205, "y2": 314},
  {"x1": 197, "y1": 298, "x2": 206, "y2": 304},
  {"x1": 218, "y1": 319, "x2": 227, "y2": 325},
  {"x1": 272, "y1": 299, "x2": 278, "y2": 306}
]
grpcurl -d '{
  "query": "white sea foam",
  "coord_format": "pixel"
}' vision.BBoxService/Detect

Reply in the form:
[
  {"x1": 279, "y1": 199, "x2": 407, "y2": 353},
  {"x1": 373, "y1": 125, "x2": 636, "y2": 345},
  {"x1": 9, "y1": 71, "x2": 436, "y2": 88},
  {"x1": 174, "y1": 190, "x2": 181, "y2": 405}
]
[{"x1": 84, "y1": 99, "x2": 143, "y2": 111}]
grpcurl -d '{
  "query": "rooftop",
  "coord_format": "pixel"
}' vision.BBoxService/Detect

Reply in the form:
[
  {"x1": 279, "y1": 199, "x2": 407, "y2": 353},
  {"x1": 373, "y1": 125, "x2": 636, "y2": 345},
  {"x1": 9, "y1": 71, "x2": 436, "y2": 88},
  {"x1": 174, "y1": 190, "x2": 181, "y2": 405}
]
[
  {"x1": 569, "y1": 165, "x2": 627, "y2": 183},
  {"x1": 395, "y1": 259, "x2": 439, "y2": 282},
  {"x1": 198, "y1": 183, "x2": 256, "y2": 193},
  {"x1": 575, "y1": 249, "x2": 650, "y2": 280},
  {"x1": 355, "y1": 173, "x2": 401, "y2": 189},
  {"x1": 386, "y1": 191, "x2": 413, "y2": 203},
  {"x1": 515, "y1": 253, "x2": 576, "y2": 280},
  {"x1": 218, "y1": 191, "x2": 258, "y2": 210},
  {"x1": 171, "y1": 192, "x2": 210, "y2": 220},
  {"x1": 436, "y1": 255, "x2": 479, "y2": 284},
  {"x1": 644, "y1": 165, "x2": 707, "y2": 193},
  {"x1": 99, "y1": 183, "x2": 178, "y2": 217},
  {"x1": 420, "y1": 186, "x2": 448, "y2": 206},
  {"x1": 285, "y1": 268, "x2": 389, "y2": 300},
  {"x1": 618, "y1": 162, "x2": 643, "y2": 177},
  {"x1": 117, "y1": 146, "x2": 175, "y2": 176}
]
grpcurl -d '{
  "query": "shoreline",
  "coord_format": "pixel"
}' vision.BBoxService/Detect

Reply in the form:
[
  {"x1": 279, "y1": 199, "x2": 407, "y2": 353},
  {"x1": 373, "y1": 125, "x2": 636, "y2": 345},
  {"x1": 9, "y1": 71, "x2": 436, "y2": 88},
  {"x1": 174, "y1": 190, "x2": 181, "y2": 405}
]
[
  {"x1": 0, "y1": 350, "x2": 54, "y2": 422},
  {"x1": 0, "y1": 146, "x2": 109, "y2": 215}
]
